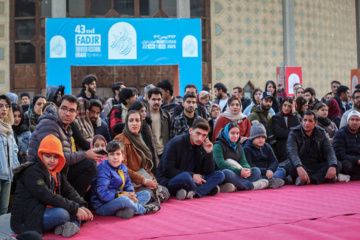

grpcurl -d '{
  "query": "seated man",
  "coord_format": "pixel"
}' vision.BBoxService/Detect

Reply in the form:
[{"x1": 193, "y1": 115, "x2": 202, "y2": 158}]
[
  {"x1": 333, "y1": 110, "x2": 360, "y2": 181},
  {"x1": 156, "y1": 118, "x2": 225, "y2": 200},
  {"x1": 287, "y1": 110, "x2": 342, "y2": 185}
]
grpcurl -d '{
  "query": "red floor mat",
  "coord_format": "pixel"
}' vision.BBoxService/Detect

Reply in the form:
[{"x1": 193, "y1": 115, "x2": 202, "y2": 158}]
[{"x1": 42, "y1": 181, "x2": 360, "y2": 239}]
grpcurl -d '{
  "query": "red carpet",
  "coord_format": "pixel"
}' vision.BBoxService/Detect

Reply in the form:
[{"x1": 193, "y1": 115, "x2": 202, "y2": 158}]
[{"x1": 42, "y1": 181, "x2": 360, "y2": 239}]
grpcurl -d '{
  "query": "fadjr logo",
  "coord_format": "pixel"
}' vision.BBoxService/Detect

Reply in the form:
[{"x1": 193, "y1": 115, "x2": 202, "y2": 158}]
[
  {"x1": 182, "y1": 35, "x2": 198, "y2": 57},
  {"x1": 108, "y1": 22, "x2": 137, "y2": 59},
  {"x1": 50, "y1": 35, "x2": 66, "y2": 58}
]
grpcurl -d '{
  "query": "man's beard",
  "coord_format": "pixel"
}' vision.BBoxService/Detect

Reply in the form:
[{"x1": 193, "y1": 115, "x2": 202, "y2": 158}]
[{"x1": 88, "y1": 87, "x2": 96, "y2": 94}]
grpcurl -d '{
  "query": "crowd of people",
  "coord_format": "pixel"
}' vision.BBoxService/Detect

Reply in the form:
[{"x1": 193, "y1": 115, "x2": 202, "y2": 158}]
[{"x1": 1, "y1": 75, "x2": 360, "y2": 238}]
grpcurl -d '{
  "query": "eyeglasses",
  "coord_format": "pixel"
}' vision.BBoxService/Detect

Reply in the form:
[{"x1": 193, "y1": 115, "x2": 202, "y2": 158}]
[{"x1": 60, "y1": 106, "x2": 77, "y2": 114}]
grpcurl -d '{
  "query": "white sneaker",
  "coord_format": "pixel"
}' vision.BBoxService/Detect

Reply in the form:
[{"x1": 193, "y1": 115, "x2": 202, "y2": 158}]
[
  {"x1": 337, "y1": 173, "x2": 350, "y2": 182},
  {"x1": 252, "y1": 179, "x2": 269, "y2": 190},
  {"x1": 219, "y1": 183, "x2": 236, "y2": 193}
]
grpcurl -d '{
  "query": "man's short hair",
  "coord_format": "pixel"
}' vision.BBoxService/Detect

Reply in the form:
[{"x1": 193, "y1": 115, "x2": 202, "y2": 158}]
[
  {"x1": 185, "y1": 84, "x2": 198, "y2": 93},
  {"x1": 214, "y1": 83, "x2": 227, "y2": 93},
  {"x1": 106, "y1": 141, "x2": 124, "y2": 154},
  {"x1": 147, "y1": 87, "x2": 163, "y2": 99},
  {"x1": 331, "y1": 80, "x2": 341, "y2": 85},
  {"x1": 355, "y1": 84, "x2": 360, "y2": 90},
  {"x1": 202, "y1": 86, "x2": 211, "y2": 92},
  {"x1": 336, "y1": 85, "x2": 349, "y2": 97},
  {"x1": 111, "y1": 82, "x2": 124, "y2": 94},
  {"x1": 58, "y1": 95, "x2": 80, "y2": 108},
  {"x1": 20, "y1": 92, "x2": 30, "y2": 99},
  {"x1": 119, "y1": 88, "x2": 135, "y2": 104},
  {"x1": 352, "y1": 89, "x2": 360, "y2": 98},
  {"x1": 81, "y1": 74, "x2": 97, "y2": 89},
  {"x1": 303, "y1": 110, "x2": 318, "y2": 122},
  {"x1": 183, "y1": 93, "x2": 196, "y2": 102},
  {"x1": 157, "y1": 79, "x2": 173, "y2": 96},
  {"x1": 191, "y1": 118, "x2": 210, "y2": 132},
  {"x1": 233, "y1": 86, "x2": 243, "y2": 93},
  {"x1": 89, "y1": 99, "x2": 103, "y2": 111},
  {"x1": 144, "y1": 84, "x2": 155, "y2": 94},
  {"x1": 0, "y1": 94, "x2": 11, "y2": 106},
  {"x1": 304, "y1": 87, "x2": 316, "y2": 96}
]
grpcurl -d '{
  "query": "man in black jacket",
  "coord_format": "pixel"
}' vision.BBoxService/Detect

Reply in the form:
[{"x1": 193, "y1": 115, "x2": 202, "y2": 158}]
[
  {"x1": 156, "y1": 118, "x2": 225, "y2": 200},
  {"x1": 77, "y1": 74, "x2": 99, "y2": 101},
  {"x1": 88, "y1": 99, "x2": 112, "y2": 142},
  {"x1": 287, "y1": 110, "x2": 342, "y2": 185}
]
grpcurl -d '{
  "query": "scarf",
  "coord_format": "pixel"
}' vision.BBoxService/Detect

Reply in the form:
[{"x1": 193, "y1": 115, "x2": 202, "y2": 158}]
[
  {"x1": 221, "y1": 123, "x2": 237, "y2": 150},
  {"x1": 123, "y1": 125, "x2": 153, "y2": 169},
  {"x1": 327, "y1": 98, "x2": 341, "y2": 119},
  {"x1": 117, "y1": 168, "x2": 138, "y2": 203},
  {"x1": 219, "y1": 102, "x2": 246, "y2": 123},
  {"x1": 12, "y1": 122, "x2": 29, "y2": 138},
  {"x1": 281, "y1": 111, "x2": 293, "y2": 129},
  {"x1": 196, "y1": 91, "x2": 209, "y2": 107},
  {"x1": 0, "y1": 107, "x2": 14, "y2": 137},
  {"x1": 28, "y1": 108, "x2": 40, "y2": 133},
  {"x1": 318, "y1": 117, "x2": 332, "y2": 127}
]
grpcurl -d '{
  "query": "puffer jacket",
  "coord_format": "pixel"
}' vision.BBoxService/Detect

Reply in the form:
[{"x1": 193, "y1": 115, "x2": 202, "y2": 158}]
[
  {"x1": 248, "y1": 105, "x2": 272, "y2": 127},
  {"x1": 0, "y1": 133, "x2": 20, "y2": 180},
  {"x1": 27, "y1": 105, "x2": 86, "y2": 166},
  {"x1": 89, "y1": 161, "x2": 134, "y2": 210},
  {"x1": 286, "y1": 125, "x2": 337, "y2": 168},
  {"x1": 15, "y1": 130, "x2": 31, "y2": 164},
  {"x1": 333, "y1": 126, "x2": 360, "y2": 164}
]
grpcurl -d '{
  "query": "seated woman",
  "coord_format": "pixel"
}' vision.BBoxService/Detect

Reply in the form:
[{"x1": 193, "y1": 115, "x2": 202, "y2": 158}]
[
  {"x1": 208, "y1": 104, "x2": 221, "y2": 141},
  {"x1": 213, "y1": 122, "x2": 269, "y2": 191},
  {"x1": 295, "y1": 96, "x2": 308, "y2": 119},
  {"x1": 114, "y1": 110, "x2": 170, "y2": 204},
  {"x1": 12, "y1": 104, "x2": 31, "y2": 164},
  {"x1": 313, "y1": 102, "x2": 338, "y2": 142},
  {"x1": 24, "y1": 95, "x2": 46, "y2": 133},
  {"x1": 272, "y1": 97, "x2": 301, "y2": 171},
  {"x1": 243, "y1": 88, "x2": 275, "y2": 116},
  {"x1": 326, "y1": 98, "x2": 341, "y2": 128},
  {"x1": 212, "y1": 95, "x2": 251, "y2": 143}
]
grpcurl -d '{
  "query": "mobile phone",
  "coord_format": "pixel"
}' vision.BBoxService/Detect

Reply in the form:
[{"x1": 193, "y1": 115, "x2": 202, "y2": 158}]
[{"x1": 95, "y1": 149, "x2": 108, "y2": 155}]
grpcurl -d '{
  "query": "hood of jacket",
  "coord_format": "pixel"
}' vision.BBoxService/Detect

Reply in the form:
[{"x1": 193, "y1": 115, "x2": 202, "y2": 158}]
[{"x1": 46, "y1": 85, "x2": 64, "y2": 104}]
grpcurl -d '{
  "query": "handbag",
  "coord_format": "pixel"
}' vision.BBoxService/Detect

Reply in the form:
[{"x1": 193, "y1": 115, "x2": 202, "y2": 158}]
[
  {"x1": 225, "y1": 159, "x2": 242, "y2": 169},
  {"x1": 131, "y1": 168, "x2": 154, "y2": 188}
]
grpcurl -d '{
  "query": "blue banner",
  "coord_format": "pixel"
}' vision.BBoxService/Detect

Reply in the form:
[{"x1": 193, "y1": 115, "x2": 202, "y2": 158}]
[{"x1": 46, "y1": 18, "x2": 202, "y2": 95}]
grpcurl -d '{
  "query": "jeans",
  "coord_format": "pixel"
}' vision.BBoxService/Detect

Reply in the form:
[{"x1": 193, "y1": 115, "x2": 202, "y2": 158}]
[
  {"x1": 43, "y1": 207, "x2": 80, "y2": 233},
  {"x1": 341, "y1": 160, "x2": 360, "y2": 181},
  {"x1": 167, "y1": 171, "x2": 225, "y2": 198},
  {"x1": 222, "y1": 167, "x2": 261, "y2": 190},
  {"x1": 67, "y1": 159, "x2": 97, "y2": 197},
  {"x1": 260, "y1": 168, "x2": 286, "y2": 181},
  {"x1": 0, "y1": 179, "x2": 11, "y2": 215},
  {"x1": 95, "y1": 191, "x2": 150, "y2": 216}
]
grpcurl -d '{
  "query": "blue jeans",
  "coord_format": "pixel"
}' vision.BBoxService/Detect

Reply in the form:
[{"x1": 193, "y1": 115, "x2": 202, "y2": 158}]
[
  {"x1": 95, "y1": 191, "x2": 150, "y2": 216},
  {"x1": 0, "y1": 180, "x2": 11, "y2": 215},
  {"x1": 167, "y1": 171, "x2": 225, "y2": 198},
  {"x1": 222, "y1": 167, "x2": 261, "y2": 190},
  {"x1": 261, "y1": 168, "x2": 286, "y2": 180},
  {"x1": 43, "y1": 207, "x2": 80, "y2": 233}
]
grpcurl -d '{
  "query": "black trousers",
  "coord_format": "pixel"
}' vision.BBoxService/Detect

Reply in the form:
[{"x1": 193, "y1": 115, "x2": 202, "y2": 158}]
[
  {"x1": 341, "y1": 160, "x2": 360, "y2": 181},
  {"x1": 67, "y1": 159, "x2": 97, "y2": 197}
]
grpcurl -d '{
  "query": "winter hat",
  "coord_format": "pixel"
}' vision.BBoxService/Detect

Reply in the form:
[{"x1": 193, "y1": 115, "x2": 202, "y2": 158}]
[
  {"x1": 347, "y1": 110, "x2": 360, "y2": 123},
  {"x1": 38, "y1": 134, "x2": 65, "y2": 173},
  {"x1": 6, "y1": 92, "x2": 18, "y2": 104},
  {"x1": 20, "y1": 92, "x2": 30, "y2": 99},
  {"x1": 249, "y1": 120, "x2": 267, "y2": 141}
]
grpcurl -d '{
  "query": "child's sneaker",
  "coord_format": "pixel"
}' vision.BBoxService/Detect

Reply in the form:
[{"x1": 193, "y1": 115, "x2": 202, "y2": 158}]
[
  {"x1": 337, "y1": 173, "x2": 350, "y2": 182},
  {"x1": 269, "y1": 178, "x2": 285, "y2": 189},
  {"x1": 186, "y1": 191, "x2": 197, "y2": 199},
  {"x1": 207, "y1": 185, "x2": 220, "y2": 196},
  {"x1": 55, "y1": 222, "x2": 80, "y2": 238},
  {"x1": 116, "y1": 208, "x2": 135, "y2": 219},
  {"x1": 219, "y1": 183, "x2": 236, "y2": 193},
  {"x1": 176, "y1": 189, "x2": 187, "y2": 200},
  {"x1": 144, "y1": 202, "x2": 161, "y2": 214},
  {"x1": 252, "y1": 179, "x2": 269, "y2": 190}
]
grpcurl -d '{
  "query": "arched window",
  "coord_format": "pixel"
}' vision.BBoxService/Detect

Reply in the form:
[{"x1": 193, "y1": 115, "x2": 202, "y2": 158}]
[{"x1": 243, "y1": 81, "x2": 255, "y2": 99}]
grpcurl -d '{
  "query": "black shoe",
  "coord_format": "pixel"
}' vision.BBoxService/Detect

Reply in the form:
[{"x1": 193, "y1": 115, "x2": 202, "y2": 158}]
[
  {"x1": 207, "y1": 185, "x2": 220, "y2": 196},
  {"x1": 284, "y1": 175, "x2": 294, "y2": 185},
  {"x1": 144, "y1": 202, "x2": 161, "y2": 214}
]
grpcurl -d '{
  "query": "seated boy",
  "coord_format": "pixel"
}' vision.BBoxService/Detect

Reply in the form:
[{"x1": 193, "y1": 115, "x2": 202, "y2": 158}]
[
  {"x1": 11, "y1": 134, "x2": 93, "y2": 238},
  {"x1": 243, "y1": 121, "x2": 286, "y2": 188},
  {"x1": 89, "y1": 141, "x2": 160, "y2": 218}
]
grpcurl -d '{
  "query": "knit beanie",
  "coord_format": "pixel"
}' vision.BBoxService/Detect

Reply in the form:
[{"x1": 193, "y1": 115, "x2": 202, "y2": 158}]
[
  {"x1": 249, "y1": 120, "x2": 267, "y2": 141},
  {"x1": 38, "y1": 134, "x2": 65, "y2": 172},
  {"x1": 347, "y1": 110, "x2": 360, "y2": 123}
]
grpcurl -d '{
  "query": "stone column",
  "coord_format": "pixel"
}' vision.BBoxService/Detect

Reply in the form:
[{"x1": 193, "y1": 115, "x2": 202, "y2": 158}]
[
  {"x1": 356, "y1": 0, "x2": 360, "y2": 68},
  {"x1": 52, "y1": 0, "x2": 66, "y2": 18},
  {"x1": 0, "y1": 1, "x2": 10, "y2": 94},
  {"x1": 177, "y1": 0, "x2": 190, "y2": 18},
  {"x1": 283, "y1": 0, "x2": 296, "y2": 66}
]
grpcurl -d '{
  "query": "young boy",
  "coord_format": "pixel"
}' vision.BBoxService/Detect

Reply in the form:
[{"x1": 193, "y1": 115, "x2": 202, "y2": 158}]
[
  {"x1": 243, "y1": 121, "x2": 286, "y2": 188},
  {"x1": 11, "y1": 134, "x2": 93, "y2": 238},
  {"x1": 89, "y1": 141, "x2": 160, "y2": 218}
]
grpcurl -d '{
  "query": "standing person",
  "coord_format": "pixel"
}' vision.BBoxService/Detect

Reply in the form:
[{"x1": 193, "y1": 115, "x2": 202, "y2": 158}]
[
  {"x1": 212, "y1": 95, "x2": 251, "y2": 143},
  {"x1": 213, "y1": 122, "x2": 269, "y2": 191},
  {"x1": 208, "y1": 104, "x2": 221, "y2": 141},
  {"x1": 156, "y1": 118, "x2": 226, "y2": 200},
  {"x1": 333, "y1": 85, "x2": 351, "y2": 116},
  {"x1": 265, "y1": 80, "x2": 282, "y2": 113},
  {"x1": 20, "y1": 92, "x2": 31, "y2": 113},
  {"x1": 214, "y1": 83, "x2": 231, "y2": 112},
  {"x1": 103, "y1": 82, "x2": 124, "y2": 117},
  {"x1": 232, "y1": 87, "x2": 251, "y2": 111},
  {"x1": 295, "y1": 96, "x2": 308, "y2": 118},
  {"x1": 277, "y1": 83, "x2": 287, "y2": 99},
  {"x1": 12, "y1": 104, "x2": 31, "y2": 164},
  {"x1": 0, "y1": 95, "x2": 20, "y2": 215},
  {"x1": 313, "y1": 102, "x2": 338, "y2": 140},
  {"x1": 157, "y1": 79, "x2": 176, "y2": 109},
  {"x1": 114, "y1": 110, "x2": 170, "y2": 204},
  {"x1": 196, "y1": 90, "x2": 211, "y2": 116},
  {"x1": 138, "y1": 84, "x2": 155, "y2": 108},
  {"x1": 77, "y1": 74, "x2": 98, "y2": 101},
  {"x1": 46, "y1": 85, "x2": 65, "y2": 106},
  {"x1": 340, "y1": 89, "x2": 360, "y2": 128},
  {"x1": 11, "y1": 135, "x2": 93, "y2": 237},
  {"x1": 243, "y1": 88, "x2": 275, "y2": 116},
  {"x1": 24, "y1": 95, "x2": 46, "y2": 133},
  {"x1": 304, "y1": 87, "x2": 320, "y2": 110},
  {"x1": 330, "y1": 80, "x2": 341, "y2": 98},
  {"x1": 146, "y1": 88, "x2": 171, "y2": 160},
  {"x1": 272, "y1": 97, "x2": 301, "y2": 172}
]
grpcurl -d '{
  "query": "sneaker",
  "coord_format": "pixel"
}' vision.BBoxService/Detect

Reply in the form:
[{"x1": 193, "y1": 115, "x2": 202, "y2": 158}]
[
  {"x1": 116, "y1": 208, "x2": 135, "y2": 219},
  {"x1": 176, "y1": 189, "x2": 187, "y2": 200},
  {"x1": 337, "y1": 173, "x2": 350, "y2": 182},
  {"x1": 186, "y1": 191, "x2": 197, "y2": 199},
  {"x1": 144, "y1": 202, "x2": 161, "y2": 214},
  {"x1": 54, "y1": 224, "x2": 64, "y2": 236},
  {"x1": 295, "y1": 177, "x2": 307, "y2": 186},
  {"x1": 219, "y1": 183, "x2": 236, "y2": 193},
  {"x1": 61, "y1": 222, "x2": 80, "y2": 238},
  {"x1": 269, "y1": 178, "x2": 285, "y2": 189},
  {"x1": 207, "y1": 185, "x2": 220, "y2": 196},
  {"x1": 252, "y1": 179, "x2": 269, "y2": 190}
]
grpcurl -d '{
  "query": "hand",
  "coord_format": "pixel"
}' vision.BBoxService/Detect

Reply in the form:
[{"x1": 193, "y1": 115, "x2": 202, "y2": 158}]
[
  {"x1": 80, "y1": 207, "x2": 93, "y2": 221},
  {"x1": 292, "y1": 103, "x2": 296, "y2": 114},
  {"x1": 325, "y1": 166, "x2": 336, "y2": 179},
  {"x1": 193, "y1": 174, "x2": 206, "y2": 185},
  {"x1": 240, "y1": 168, "x2": 251, "y2": 178},
  {"x1": 85, "y1": 149, "x2": 104, "y2": 161},
  {"x1": 76, "y1": 207, "x2": 92, "y2": 221},
  {"x1": 202, "y1": 138, "x2": 213, "y2": 153},
  {"x1": 26, "y1": 152, "x2": 28, "y2": 160},
  {"x1": 144, "y1": 179, "x2": 158, "y2": 190},
  {"x1": 358, "y1": 160, "x2": 360, "y2": 165},
  {"x1": 297, "y1": 166, "x2": 310, "y2": 184},
  {"x1": 266, "y1": 170, "x2": 274, "y2": 179},
  {"x1": 240, "y1": 137, "x2": 248, "y2": 144},
  {"x1": 329, "y1": 138, "x2": 334, "y2": 145},
  {"x1": 123, "y1": 191, "x2": 137, "y2": 200}
]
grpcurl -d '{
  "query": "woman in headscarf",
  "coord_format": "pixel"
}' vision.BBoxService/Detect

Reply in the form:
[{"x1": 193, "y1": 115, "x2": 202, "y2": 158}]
[
  {"x1": 212, "y1": 95, "x2": 251, "y2": 143},
  {"x1": 0, "y1": 95, "x2": 20, "y2": 215},
  {"x1": 243, "y1": 88, "x2": 275, "y2": 116},
  {"x1": 326, "y1": 98, "x2": 341, "y2": 128},
  {"x1": 114, "y1": 110, "x2": 169, "y2": 204},
  {"x1": 24, "y1": 95, "x2": 46, "y2": 133},
  {"x1": 196, "y1": 90, "x2": 210, "y2": 117}
]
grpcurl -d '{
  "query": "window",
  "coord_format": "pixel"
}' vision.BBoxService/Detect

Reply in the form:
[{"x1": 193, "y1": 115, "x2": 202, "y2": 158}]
[{"x1": 244, "y1": 81, "x2": 255, "y2": 99}]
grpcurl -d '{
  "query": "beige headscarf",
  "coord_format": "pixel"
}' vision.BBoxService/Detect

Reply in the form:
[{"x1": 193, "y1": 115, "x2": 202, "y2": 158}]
[{"x1": 0, "y1": 105, "x2": 14, "y2": 137}]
